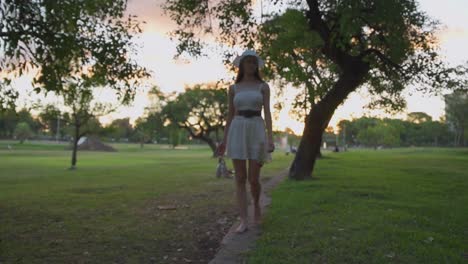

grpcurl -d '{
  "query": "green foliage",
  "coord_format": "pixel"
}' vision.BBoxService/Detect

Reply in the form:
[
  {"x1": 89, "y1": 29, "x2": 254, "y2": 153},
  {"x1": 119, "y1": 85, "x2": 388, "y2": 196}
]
[
  {"x1": 13, "y1": 122, "x2": 33, "y2": 143},
  {"x1": 169, "y1": 126, "x2": 181, "y2": 148},
  {"x1": 0, "y1": 0, "x2": 149, "y2": 106},
  {"x1": 0, "y1": 79, "x2": 18, "y2": 111},
  {"x1": 0, "y1": 108, "x2": 17, "y2": 137},
  {"x1": 162, "y1": 0, "x2": 454, "y2": 113},
  {"x1": 338, "y1": 114, "x2": 452, "y2": 147},
  {"x1": 131, "y1": 111, "x2": 168, "y2": 143},
  {"x1": 0, "y1": 108, "x2": 41, "y2": 138},
  {"x1": 256, "y1": 9, "x2": 332, "y2": 120},
  {"x1": 357, "y1": 121, "x2": 400, "y2": 148},
  {"x1": 444, "y1": 90, "x2": 468, "y2": 146},
  {"x1": 162, "y1": 0, "x2": 256, "y2": 59},
  {"x1": 106, "y1": 118, "x2": 133, "y2": 142},
  {"x1": 37, "y1": 104, "x2": 63, "y2": 136},
  {"x1": 161, "y1": 83, "x2": 228, "y2": 149},
  {"x1": 407, "y1": 112, "x2": 433, "y2": 123}
]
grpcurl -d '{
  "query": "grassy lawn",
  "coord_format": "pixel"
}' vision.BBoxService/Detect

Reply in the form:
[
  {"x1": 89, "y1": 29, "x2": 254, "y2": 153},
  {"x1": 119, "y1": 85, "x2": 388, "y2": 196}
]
[
  {"x1": 0, "y1": 140, "x2": 293, "y2": 263},
  {"x1": 248, "y1": 148, "x2": 468, "y2": 263}
]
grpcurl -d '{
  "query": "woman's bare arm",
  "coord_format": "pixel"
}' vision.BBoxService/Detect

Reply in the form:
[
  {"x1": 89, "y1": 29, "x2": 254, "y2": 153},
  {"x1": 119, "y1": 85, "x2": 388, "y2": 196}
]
[{"x1": 262, "y1": 83, "x2": 273, "y2": 141}]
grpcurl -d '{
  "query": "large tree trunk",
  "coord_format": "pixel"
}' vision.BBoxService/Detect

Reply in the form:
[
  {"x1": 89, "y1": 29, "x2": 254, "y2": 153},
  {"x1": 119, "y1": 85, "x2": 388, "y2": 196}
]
[{"x1": 289, "y1": 61, "x2": 369, "y2": 180}]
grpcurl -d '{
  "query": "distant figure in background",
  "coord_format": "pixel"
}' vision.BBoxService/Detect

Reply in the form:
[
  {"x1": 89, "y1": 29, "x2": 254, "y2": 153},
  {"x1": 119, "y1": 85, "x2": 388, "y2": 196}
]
[
  {"x1": 290, "y1": 145, "x2": 297, "y2": 154},
  {"x1": 334, "y1": 145, "x2": 340, "y2": 152},
  {"x1": 285, "y1": 145, "x2": 297, "y2": 155}
]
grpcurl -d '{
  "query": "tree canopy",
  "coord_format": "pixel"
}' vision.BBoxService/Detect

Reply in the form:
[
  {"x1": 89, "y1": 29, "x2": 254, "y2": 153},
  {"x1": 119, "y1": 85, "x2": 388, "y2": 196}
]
[
  {"x1": 161, "y1": 83, "x2": 228, "y2": 154},
  {"x1": 0, "y1": 0, "x2": 150, "y2": 110},
  {"x1": 163, "y1": 0, "x2": 457, "y2": 179}
]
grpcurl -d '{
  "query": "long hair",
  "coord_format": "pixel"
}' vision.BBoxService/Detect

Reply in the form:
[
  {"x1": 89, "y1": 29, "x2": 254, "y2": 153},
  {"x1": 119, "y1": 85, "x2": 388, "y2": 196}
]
[{"x1": 235, "y1": 56, "x2": 265, "y2": 84}]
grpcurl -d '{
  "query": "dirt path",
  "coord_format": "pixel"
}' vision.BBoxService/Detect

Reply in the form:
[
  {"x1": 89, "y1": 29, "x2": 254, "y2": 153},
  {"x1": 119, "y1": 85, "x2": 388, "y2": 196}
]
[{"x1": 208, "y1": 168, "x2": 289, "y2": 264}]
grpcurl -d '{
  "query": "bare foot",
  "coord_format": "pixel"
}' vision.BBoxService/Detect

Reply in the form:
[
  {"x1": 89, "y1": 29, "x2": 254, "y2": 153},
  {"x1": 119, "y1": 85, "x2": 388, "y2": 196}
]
[
  {"x1": 254, "y1": 206, "x2": 262, "y2": 225},
  {"x1": 235, "y1": 221, "x2": 248, "y2": 233}
]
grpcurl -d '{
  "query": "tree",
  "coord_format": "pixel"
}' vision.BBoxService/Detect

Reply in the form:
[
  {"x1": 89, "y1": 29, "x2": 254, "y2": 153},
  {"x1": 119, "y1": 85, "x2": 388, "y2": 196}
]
[
  {"x1": 129, "y1": 85, "x2": 167, "y2": 147},
  {"x1": 256, "y1": 9, "x2": 334, "y2": 123},
  {"x1": 0, "y1": 108, "x2": 17, "y2": 138},
  {"x1": 161, "y1": 83, "x2": 228, "y2": 155},
  {"x1": 107, "y1": 118, "x2": 133, "y2": 142},
  {"x1": 421, "y1": 121, "x2": 450, "y2": 146},
  {"x1": 339, "y1": 115, "x2": 454, "y2": 147},
  {"x1": 0, "y1": 107, "x2": 41, "y2": 138},
  {"x1": 169, "y1": 125, "x2": 182, "y2": 149},
  {"x1": 407, "y1": 112, "x2": 433, "y2": 124},
  {"x1": 162, "y1": 0, "x2": 452, "y2": 179},
  {"x1": 14, "y1": 122, "x2": 33, "y2": 143},
  {"x1": 2, "y1": 0, "x2": 152, "y2": 169},
  {"x1": 444, "y1": 90, "x2": 468, "y2": 147},
  {"x1": 37, "y1": 104, "x2": 63, "y2": 138},
  {"x1": 0, "y1": 0, "x2": 149, "y2": 110},
  {"x1": 357, "y1": 121, "x2": 400, "y2": 149},
  {"x1": 62, "y1": 80, "x2": 115, "y2": 170},
  {"x1": 0, "y1": 79, "x2": 18, "y2": 111},
  {"x1": 132, "y1": 113, "x2": 166, "y2": 147}
]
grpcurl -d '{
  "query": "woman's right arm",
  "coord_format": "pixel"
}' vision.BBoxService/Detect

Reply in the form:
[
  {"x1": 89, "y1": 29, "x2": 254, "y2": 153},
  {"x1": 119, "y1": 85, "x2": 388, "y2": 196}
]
[{"x1": 222, "y1": 84, "x2": 236, "y2": 144}]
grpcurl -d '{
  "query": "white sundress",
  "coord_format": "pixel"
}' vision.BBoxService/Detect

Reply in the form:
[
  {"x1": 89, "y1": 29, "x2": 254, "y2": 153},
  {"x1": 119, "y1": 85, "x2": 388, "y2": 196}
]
[{"x1": 226, "y1": 82, "x2": 272, "y2": 166}]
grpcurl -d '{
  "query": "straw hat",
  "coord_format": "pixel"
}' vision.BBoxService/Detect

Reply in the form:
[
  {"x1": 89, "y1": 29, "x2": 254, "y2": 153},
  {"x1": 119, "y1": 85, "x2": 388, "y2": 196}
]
[{"x1": 233, "y1": 49, "x2": 265, "y2": 69}]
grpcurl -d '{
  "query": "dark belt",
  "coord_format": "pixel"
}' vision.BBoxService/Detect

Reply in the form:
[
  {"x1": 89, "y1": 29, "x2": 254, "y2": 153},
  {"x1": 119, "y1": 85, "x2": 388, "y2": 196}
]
[{"x1": 237, "y1": 110, "x2": 261, "y2": 118}]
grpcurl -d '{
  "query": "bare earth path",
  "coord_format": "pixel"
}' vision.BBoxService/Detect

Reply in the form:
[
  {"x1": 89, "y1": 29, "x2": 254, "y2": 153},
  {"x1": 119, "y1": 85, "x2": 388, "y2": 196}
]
[{"x1": 209, "y1": 168, "x2": 289, "y2": 264}]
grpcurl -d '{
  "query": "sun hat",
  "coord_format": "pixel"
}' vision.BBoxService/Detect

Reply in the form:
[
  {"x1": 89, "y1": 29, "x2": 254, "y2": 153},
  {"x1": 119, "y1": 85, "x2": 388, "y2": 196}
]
[{"x1": 233, "y1": 49, "x2": 265, "y2": 69}]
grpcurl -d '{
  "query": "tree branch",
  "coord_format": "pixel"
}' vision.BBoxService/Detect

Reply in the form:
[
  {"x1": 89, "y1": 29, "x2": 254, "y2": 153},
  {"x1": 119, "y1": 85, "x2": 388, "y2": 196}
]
[
  {"x1": 359, "y1": 48, "x2": 404, "y2": 74},
  {"x1": 305, "y1": 0, "x2": 349, "y2": 68}
]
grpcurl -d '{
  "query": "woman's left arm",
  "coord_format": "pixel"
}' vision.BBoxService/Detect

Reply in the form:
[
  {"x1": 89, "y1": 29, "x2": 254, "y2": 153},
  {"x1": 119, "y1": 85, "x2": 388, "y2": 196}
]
[{"x1": 262, "y1": 83, "x2": 273, "y2": 142}]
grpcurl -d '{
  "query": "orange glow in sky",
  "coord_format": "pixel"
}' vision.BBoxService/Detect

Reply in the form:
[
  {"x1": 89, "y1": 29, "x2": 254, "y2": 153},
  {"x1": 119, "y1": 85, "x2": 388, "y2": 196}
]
[{"x1": 10, "y1": 0, "x2": 468, "y2": 136}]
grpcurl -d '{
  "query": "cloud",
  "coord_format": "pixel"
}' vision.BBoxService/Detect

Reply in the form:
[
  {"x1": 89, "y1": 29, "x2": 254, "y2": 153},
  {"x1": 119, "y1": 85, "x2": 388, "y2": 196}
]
[{"x1": 125, "y1": 0, "x2": 178, "y2": 36}]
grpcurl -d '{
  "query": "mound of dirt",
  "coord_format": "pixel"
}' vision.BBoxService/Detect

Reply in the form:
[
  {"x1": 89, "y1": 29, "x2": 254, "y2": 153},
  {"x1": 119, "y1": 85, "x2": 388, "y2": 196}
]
[{"x1": 74, "y1": 136, "x2": 117, "y2": 152}]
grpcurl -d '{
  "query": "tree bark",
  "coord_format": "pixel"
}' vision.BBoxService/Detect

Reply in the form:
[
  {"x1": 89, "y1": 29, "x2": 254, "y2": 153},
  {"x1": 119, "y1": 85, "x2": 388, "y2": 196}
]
[{"x1": 289, "y1": 60, "x2": 369, "y2": 180}]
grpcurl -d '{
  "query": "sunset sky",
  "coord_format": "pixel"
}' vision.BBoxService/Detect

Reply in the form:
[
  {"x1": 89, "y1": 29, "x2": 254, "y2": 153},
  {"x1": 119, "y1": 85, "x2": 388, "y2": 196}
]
[{"x1": 12, "y1": 0, "x2": 468, "y2": 135}]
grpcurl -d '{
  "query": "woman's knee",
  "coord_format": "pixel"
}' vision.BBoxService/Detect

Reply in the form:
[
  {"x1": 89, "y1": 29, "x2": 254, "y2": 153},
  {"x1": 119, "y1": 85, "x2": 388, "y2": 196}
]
[
  {"x1": 248, "y1": 174, "x2": 260, "y2": 185},
  {"x1": 235, "y1": 173, "x2": 247, "y2": 185}
]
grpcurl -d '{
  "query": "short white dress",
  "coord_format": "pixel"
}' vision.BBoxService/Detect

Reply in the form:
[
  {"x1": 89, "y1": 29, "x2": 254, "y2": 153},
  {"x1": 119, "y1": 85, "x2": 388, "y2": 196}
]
[{"x1": 226, "y1": 82, "x2": 273, "y2": 166}]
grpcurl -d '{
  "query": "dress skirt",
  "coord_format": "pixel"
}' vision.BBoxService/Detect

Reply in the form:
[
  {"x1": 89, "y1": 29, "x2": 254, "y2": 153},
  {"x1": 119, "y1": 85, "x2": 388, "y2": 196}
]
[{"x1": 226, "y1": 115, "x2": 272, "y2": 165}]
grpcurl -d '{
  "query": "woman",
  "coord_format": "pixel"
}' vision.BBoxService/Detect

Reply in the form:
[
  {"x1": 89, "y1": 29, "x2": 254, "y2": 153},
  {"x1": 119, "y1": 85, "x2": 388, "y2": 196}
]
[{"x1": 216, "y1": 49, "x2": 275, "y2": 233}]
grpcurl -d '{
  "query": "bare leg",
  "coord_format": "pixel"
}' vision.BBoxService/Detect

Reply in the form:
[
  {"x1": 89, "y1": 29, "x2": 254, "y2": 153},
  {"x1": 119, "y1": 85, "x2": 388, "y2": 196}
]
[
  {"x1": 232, "y1": 159, "x2": 248, "y2": 233},
  {"x1": 248, "y1": 159, "x2": 263, "y2": 225}
]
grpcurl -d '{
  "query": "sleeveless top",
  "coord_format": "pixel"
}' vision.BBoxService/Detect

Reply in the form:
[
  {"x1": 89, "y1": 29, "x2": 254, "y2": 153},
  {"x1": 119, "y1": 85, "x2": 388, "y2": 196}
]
[{"x1": 233, "y1": 82, "x2": 264, "y2": 111}]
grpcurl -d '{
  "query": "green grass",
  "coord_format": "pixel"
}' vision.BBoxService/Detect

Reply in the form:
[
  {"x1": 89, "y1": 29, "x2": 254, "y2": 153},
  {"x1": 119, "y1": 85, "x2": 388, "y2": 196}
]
[
  {"x1": 247, "y1": 148, "x2": 468, "y2": 263},
  {"x1": 0, "y1": 140, "x2": 293, "y2": 263}
]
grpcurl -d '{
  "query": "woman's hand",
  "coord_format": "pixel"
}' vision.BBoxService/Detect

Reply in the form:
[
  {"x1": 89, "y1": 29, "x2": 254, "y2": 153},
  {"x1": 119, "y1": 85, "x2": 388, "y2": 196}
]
[
  {"x1": 267, "y1": 138, "x2": 275, "y2": 153},
  {"x1": 216, "y1": 142, "x2": 226, "y2": 156}
]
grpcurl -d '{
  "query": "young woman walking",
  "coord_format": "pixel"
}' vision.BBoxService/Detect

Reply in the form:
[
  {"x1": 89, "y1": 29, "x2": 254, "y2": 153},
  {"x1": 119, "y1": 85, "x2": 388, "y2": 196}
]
[{"x1": 216, "y1": 49, "x2": 275, "y2": 233}]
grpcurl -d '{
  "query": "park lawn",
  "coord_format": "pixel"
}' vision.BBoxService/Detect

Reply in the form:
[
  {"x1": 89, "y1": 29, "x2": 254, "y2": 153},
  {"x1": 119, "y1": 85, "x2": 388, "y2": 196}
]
[
  {"x1": 247, "y1": 148, "x2": 468, "y2": 263},
  {"x1": 0, "y1": 141, "x2": 293, "y2": 263}
]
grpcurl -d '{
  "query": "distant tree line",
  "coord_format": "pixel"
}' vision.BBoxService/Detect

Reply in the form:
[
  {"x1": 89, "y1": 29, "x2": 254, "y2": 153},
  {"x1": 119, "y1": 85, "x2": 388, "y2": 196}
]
[
  {"x1": 2, "y1": 89, "x2": 467, "y2": 151},
  {"x1": 336, "y1": 111, "x2": 466, "y2": 149}
]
